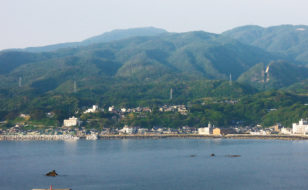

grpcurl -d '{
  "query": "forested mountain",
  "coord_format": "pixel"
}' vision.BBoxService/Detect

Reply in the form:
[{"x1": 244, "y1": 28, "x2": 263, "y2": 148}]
[
  {"x1": 0, "y1": 26, "x2": 308, "y2": 127},
  {"x1": 0, "y1": 31, "x2": 277, "y2": 90},
  {"x1": 223, "y1": 25, "x2": 308, "y2": 64}
]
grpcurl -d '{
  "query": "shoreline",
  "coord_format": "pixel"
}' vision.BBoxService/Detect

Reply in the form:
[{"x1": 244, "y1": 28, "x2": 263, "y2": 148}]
[{"x1": 1, "y1": 134, "x2": 308, "y2": 141}]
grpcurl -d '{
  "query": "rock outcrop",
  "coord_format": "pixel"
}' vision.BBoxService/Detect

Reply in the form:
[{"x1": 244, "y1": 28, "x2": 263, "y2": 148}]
[{"x1": 46, "y1": 170, "x2": 58, "y2": 177}]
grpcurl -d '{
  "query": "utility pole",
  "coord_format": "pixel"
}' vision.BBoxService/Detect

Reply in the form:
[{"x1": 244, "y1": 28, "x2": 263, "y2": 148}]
[
  {"x1": 18, "y1": 77, "x2": 22, "y2": 87},
  {"x1": 74, "y1": 81, "x2": 77, "y2": 93}
]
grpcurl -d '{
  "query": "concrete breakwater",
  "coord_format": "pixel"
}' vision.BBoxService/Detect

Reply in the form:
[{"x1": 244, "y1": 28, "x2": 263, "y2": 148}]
[
  {"x1": 98, "y1": 134, "x2": 308, "y2": 140},
  {"x1": 1, "y1": 134, "x2": 308, "y2": 141},
  {"x1": 98, "y1": 134, "x2": 221, "y2": 139},
  {"x1": 0, "y1": 135, "x2": 79, "y2": 141},
  {"x1": 225, "y1": 134, "x2": 308, "y2": 140}
]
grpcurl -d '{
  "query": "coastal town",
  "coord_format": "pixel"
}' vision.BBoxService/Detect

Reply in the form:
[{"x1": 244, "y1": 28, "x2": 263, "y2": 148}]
[{"x1": 0, "y1": 104, "x2": 307, "y2": 141}]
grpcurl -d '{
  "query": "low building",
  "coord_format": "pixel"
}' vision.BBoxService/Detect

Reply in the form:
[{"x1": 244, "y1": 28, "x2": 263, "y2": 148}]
[
  {"x1": 271, "y1": 124, "x2": 282, "y2": 133},
  {"x1": 178, "y1": 107, "x2": 188, "y2": 115},
  {"x1": 138, "y1": 128, "x2": 148, "y2": 134},
  {"x1": 86, "y1": 133, "x2": 98, "y2": 140},
  {"x1": 221, "y1": 128, "x2": 237, "y2": 135},
  {"x1": 119, "y1": 125, "x2": 138, "y2": 134},
  {"x1": 198, "y1": 122, "x2": 213, "y2": 135},
  {"x1": 213, "y1": 128, "x2": 221, "y2": 135},
  {"x1": 281, "y1": 127, "x2": 292, "y2": 135},
  {"x1": 142, "y1": 107, "x2": 152, "y2": 112},
  {"x1": 20, "y1": 114, "x2": 31, "y2": 120},
  {"x1": 84, "y1": 105, "x2": 99, "y2": 114},
  {"x1": 292, "y1": 119, "x2": 308, "y2": 135},
  {"x1": 46, "y1": 112, "x2": 55, "y2": 118},
  {"x1": 63, "y1": 116, "x2": 80, "y2": 127},
  {"x1": 108, "y1": 106, "x2": 115, "y2": 112},
  {"x1": 250, "y1": 131, "x2": 267, "y2": 135}
]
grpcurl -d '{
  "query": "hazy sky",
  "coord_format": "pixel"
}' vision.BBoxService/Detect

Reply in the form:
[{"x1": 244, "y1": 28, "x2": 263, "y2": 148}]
[{"x1": 1, "y1": 0, "x2": 308, "y2": 50}]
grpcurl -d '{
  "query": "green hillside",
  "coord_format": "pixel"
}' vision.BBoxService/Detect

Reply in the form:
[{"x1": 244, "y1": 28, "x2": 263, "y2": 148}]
[
  {"x1": 0, "y1": 31, "x2": 276, "y2": 90},
  {"x1": 237, "y1": 61, "x2": 308, "y2": 89},
  {"x1": 285, "y1": 79, "x2": 308, "y2": 95},
  {"x1": 223, "y1": 25, "x2": 308, "y2": 64}
]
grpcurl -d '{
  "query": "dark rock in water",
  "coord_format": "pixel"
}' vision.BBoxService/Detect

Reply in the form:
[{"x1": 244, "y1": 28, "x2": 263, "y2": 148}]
[
  {"x1": 190, "y1": 154, "x2": 196, "y2": 157},
  {"x1": 210, "y1": 153, "x2": 215, "y2": 157},
  {"x1": 46, "y1": 170, "x2": 58, "y2": 176},
  {"x1": 225, "y1": 155, "x2": 241, "y2": 158}
]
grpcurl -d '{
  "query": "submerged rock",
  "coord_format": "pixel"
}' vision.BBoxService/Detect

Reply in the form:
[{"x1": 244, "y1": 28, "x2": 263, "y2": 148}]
[
  {"x1": 46, "y1": 170, "x2": 58, "y2": 176},
  {"x1": 225, "y1": 155, "x2": 241, "y2": 158},
  {"x1": 190, "y1": 154, "x2": 197, "y2": 157}
]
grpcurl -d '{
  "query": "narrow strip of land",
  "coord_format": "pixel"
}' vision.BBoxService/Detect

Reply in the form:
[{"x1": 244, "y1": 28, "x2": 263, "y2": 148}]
[{"x1": 1, "y1": 134, "x2": 308, "y2": 141}]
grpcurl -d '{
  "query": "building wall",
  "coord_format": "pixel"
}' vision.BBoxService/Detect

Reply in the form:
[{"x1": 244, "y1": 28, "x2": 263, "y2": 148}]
[
  {"x1": 198, "y1": 127, "x2": 211, "y2": 135},
  {"x1": 293, "y1": 124, "x2": 307, "y2": 135},
  {"x1": 63, "y1": 117, "x2": 79, "y2": 127},
  {"x1": 213, "y1": 128, "x2": 221, "y2": 135},
  {"x1": 281, "y1": 128, "x2": 292, "y2": 135}
]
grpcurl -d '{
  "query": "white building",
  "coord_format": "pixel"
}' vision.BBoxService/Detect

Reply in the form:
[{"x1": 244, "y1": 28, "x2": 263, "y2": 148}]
[
  {"x1": 292, "y1": 119, "x2": 308, "y2": 135},
  {"x1": 20, "y1": 113, "x2": 30, "y2": 118},
  {"x1": 108, "y1": 106, "x2": 115, "y2": 112},
  {"x1": 281, "y1": 127, "x2": 292, "y2": 135},
  {"x1": 121, "y1": 108, "x2": 127, "y2": 113},
  {"x1": 84, "y1": 105, "x2": 99, "y2": 114},
  {"x1": 198, "y1": 122, "x2": 213, "y2": 135},
  {"x1": 63, "y1": 116, "x2": 80, "y2": 127},
  {"x1": 86, "y1": 134, "x2": 98, "y2": 140},
  {"x1": 119, "y1": 125, "x2": 138, "y2": 134},
  {"x1": 250, "y1": 130, "x2": 268, "y2": 135},
  {"x1": 138, "y1": 128, "x2": 148, "y2": 134}
]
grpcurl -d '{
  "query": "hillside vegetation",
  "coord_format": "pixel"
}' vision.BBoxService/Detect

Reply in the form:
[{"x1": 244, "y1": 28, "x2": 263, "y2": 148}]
[
  {"x1": 1, "y1": 25, "x2": 308, "y2": 128},
  {"x1": 223, "y1": 25, "x2": 308, "y2": 64}
]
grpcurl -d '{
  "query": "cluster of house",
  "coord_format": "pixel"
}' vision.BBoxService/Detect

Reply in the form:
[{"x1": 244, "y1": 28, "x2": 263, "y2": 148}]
[
  {"x1": 118, "y1": 125, "x2": 197, "y2": 135},
  {"x1": 204, "y1": 99, "x2": 239, "y2": 105},
  {"x1": 115, "y1": 119, "x2": 308, "y2": 136},
  {"x1": 106, "y1": 104, "x2": 188, "y2": 115},
  {"x1": 115, "y1": 122, "x2": 223, "y2": 135},
  {"x1": 158, "y1": 105, "x2": 188, "y2": 115},
  {"x1": 2, "y1": 103, "x2": 308, "y2": 137},
  {"x1": 246, "y1": 119, "x2": 308, "y2": 136},
  {"x1": 2, "y1": 119, "x2": 308, "y2": 138},
  {"x1": 108, "y1": 105, "x2": 152, "y2": 113}
]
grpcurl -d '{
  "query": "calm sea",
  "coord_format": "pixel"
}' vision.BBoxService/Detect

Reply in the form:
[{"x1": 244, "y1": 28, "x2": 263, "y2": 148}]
[{"x1": 1, "y1": 138, "x2": 308, "y2": 190}]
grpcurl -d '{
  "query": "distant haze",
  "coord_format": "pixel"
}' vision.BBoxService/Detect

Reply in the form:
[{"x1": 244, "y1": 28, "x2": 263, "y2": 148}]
[{"x1": 1, "y1": 0, "x2": 308, "y2": 50}]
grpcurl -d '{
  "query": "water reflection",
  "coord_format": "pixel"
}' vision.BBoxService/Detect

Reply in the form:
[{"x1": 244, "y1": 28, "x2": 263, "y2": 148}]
[{"x1": 64, "y1": 140, "x2": 78, "y2": 154}]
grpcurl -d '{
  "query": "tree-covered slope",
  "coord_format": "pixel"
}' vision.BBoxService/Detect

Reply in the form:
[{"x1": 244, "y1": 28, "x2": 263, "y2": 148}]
[
  {"x1": 0, "y1": 31, "x2": 277, "y2": 92},
  {"x1": 237, "y1": 61, "x2": 308, "y2": 89},
  {"x1": 223, "y1": 25, "x2": 308, "y2": 64},
  {"x1": 285, "y1": 79, "x2": 308, "y2": 95}
]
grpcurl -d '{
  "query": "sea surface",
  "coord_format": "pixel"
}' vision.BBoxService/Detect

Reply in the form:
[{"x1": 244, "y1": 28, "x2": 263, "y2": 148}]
[{"x1": 1, "y1": 138, "x2": 308, "y2": 190}]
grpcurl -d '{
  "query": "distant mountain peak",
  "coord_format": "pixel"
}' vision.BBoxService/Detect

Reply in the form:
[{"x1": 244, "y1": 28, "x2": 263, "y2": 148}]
[
  {"x1": 5, "y1": 27, "x2": 167, "y2": 53},
  {"x1": 82, "y1": 27, "x2": 167, "y2": 44}
]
